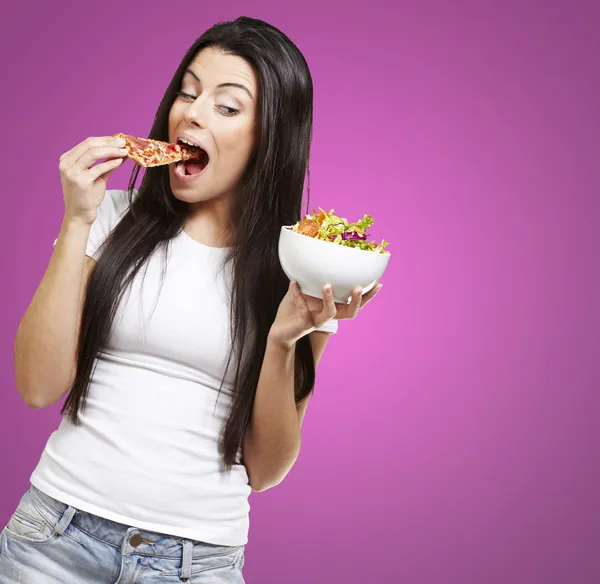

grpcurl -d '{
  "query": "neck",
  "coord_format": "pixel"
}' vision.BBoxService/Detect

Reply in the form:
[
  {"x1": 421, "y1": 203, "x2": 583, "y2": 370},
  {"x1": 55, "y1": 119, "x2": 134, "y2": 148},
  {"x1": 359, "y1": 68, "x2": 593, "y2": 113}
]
[{"x1": 184, "y1": 196, "x2": 233, "y2": 248}]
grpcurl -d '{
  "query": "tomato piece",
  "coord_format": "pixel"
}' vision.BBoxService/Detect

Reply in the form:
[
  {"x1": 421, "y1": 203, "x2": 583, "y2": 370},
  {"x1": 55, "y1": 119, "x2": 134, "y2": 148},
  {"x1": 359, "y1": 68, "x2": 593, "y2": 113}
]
[{"x1": 297, "y1": 219, "x2": 319, "y2": 238}]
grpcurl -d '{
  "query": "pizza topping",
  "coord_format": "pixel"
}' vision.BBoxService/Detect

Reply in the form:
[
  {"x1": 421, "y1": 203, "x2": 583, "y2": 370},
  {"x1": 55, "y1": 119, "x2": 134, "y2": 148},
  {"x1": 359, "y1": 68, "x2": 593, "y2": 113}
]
[
  {"x1": 126, "y1": 135, "x2": 152, "y2": 151},
  {"x1": 112, "y1": 133, "x2": 203, "y2": 167}
]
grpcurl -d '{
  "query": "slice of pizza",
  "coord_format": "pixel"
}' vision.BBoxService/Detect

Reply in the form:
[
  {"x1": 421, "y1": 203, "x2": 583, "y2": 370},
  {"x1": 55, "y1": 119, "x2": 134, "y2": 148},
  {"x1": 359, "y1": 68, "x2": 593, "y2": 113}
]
[{"x1": 113, "y1": 133, "x2": 202, "y2": 167}]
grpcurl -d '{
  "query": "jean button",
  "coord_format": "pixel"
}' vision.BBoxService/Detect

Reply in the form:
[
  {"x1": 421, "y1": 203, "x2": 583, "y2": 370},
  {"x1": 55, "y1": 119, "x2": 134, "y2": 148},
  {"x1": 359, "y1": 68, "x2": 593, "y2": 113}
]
[{"x1": 130, "y1": 534, "x2": 142, "y2": 547}]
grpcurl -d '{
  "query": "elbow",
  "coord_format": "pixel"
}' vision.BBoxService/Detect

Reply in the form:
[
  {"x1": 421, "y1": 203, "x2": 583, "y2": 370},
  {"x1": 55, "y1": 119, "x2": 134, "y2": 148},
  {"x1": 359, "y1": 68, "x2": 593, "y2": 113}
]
[
  {"x1": 18, "y1": 384, "x2": 53, "y2": 409},
  {"x1": 247, "y1": 465, "x2": 273, "y2": 492},
  {"x1": 26, "y1": 398, "x2": 48, "y2": 410},
  {"x1": 16, "y1": 376, "x2": 65, "y2": 410},
  {"x1": 14, "y1": 363, "x2": 73, "y2": 411},
  {"x1": 19, "y1": 389, "x2": 49, "y2": 409},
  {"x1": 248, "y1": 446, "x2": 301, "y2": 493},
  {"x1": 14, "y1": 369, "x2": 46, "y2": 409},
  {"x1": 243, "y1": 429, "x2": 302, "y2": 493},
  {"x1": 250, "y1": 476, "x2": 282, "y2": 493},
  {"x1": 14, "y1": 335, "x2": 74, "y2": 410},
  {"x1": 249, "y1": 467, "x2": 287, "y2": 492}
]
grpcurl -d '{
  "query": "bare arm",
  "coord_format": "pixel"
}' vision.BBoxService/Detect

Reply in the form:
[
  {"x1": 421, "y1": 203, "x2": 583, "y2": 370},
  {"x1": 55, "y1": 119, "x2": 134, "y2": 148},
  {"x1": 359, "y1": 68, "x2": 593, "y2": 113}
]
[
  {"x1": 295, "y1": 331, "x2": 331, "y2": 426},
  {"x1": 242, "y1": 330, "x2": 332, "y2": 492},
  {"x1": 14, "y1": 215, "x2": 96, "y2": 408},
  {"x1": 14, "y1": 135, "x2": 127, "y2": 408}
]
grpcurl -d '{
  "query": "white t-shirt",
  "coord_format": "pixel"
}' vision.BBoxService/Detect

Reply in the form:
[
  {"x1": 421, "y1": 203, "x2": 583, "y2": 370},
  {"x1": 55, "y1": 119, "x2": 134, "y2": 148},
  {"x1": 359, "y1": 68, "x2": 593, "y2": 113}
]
[{"x1": 31, "y1": 189, "x2": 337, "y2": 546}]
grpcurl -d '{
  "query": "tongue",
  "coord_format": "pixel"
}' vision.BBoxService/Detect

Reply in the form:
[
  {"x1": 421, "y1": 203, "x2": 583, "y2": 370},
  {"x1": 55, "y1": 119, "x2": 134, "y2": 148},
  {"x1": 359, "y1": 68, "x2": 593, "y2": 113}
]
[{"x1": 184, "y1": 160, "x2": 205, "y2": 175}]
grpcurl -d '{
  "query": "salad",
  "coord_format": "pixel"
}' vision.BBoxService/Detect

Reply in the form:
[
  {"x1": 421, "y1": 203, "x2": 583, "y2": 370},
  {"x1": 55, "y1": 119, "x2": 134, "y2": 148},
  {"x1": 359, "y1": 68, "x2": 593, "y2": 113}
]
[{"x1": 290, "y1": 208, "x2": 390, "y2": 254}]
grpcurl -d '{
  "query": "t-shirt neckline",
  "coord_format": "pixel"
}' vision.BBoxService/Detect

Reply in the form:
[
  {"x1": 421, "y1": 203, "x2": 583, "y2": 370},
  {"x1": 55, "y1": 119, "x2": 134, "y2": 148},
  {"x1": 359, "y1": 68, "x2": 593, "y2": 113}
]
[{"x1": 179, "y1": 228, "x2": 233, "y2": 252}]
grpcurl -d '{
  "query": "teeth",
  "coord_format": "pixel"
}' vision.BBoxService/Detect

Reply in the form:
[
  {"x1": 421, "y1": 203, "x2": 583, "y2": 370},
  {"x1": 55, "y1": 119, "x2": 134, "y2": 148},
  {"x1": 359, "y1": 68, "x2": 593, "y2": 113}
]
[{"x1": 179, "y1": 138, "x2": 199, "y2": 148}]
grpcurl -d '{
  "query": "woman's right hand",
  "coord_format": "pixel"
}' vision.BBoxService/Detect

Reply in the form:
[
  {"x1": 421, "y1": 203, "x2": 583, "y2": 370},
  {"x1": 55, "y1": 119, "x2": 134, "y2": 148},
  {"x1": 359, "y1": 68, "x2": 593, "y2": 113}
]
[{"x1": 59, "y1": 136, "x2": 129, "y2": 225}]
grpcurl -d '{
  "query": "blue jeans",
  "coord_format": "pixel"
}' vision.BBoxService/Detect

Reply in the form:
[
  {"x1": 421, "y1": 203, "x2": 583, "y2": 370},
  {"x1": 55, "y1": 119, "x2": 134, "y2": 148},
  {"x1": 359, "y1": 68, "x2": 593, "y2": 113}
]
[{"x1": 0, "y1": 485, "x2": 245, "y2": 583}]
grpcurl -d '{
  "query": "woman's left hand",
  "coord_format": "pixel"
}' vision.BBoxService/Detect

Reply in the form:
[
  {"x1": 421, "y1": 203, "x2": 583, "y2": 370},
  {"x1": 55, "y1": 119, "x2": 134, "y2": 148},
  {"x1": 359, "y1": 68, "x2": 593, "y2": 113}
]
[{"x1": 268, "y1": 281, "x2": 383, "y2": 349}]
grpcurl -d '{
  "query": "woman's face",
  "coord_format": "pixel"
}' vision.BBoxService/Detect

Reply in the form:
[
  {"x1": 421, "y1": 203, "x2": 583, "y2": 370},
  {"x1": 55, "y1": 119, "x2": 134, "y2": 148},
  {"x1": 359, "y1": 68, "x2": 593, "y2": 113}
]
[{"x1": 168, "y1": 47, "x2": 259, "y2": 205}]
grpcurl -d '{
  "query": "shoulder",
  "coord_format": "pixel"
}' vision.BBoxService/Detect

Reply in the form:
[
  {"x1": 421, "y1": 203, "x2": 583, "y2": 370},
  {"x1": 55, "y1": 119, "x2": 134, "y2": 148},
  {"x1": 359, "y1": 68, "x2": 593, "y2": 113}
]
[
  {"x1": 85, "y1": 188, "x2": 138, "y2": 260},
  {"x1": 93, "y1": 188, "x2": 139, "y2": 235},
  {"x1": 97, "y1": 188, "x2": 137, "y2": 224}
]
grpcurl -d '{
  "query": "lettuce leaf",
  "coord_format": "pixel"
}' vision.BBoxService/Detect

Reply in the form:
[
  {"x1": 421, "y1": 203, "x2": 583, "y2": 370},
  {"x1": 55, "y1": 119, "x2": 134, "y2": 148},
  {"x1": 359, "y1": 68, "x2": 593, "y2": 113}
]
[{"x1": 291, "y1": 208, "x2": 390, "y2": 254}]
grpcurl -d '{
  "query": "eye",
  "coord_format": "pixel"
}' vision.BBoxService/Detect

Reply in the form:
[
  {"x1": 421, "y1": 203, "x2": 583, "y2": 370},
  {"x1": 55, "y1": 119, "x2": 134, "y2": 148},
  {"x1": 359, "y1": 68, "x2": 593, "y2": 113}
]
[
  {"x1": 175, "y1": 91, "x2": 196, "y2": 100},
  {"x1": 217, "y1": 105, "x2": 239, "y2": 117}
]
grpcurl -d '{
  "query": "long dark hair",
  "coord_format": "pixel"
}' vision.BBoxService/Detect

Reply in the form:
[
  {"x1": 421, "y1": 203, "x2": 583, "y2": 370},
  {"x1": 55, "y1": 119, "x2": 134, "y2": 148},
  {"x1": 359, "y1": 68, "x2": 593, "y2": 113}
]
[{"x1": 61, "y1": 16, "x2": 316, "y2": 469}]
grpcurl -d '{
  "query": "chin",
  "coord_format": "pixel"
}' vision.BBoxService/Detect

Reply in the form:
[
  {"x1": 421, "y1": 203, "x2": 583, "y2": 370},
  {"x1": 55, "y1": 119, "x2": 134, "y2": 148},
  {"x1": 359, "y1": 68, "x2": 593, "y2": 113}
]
[
  {"x1": 170, "y1": 186, "x2": 209, "y2": 203},
  {"x1": 168, "y1": 166, "x2": 236, "y2": 206},
  {"x1": 169, "y1": 182, "x2": 223, "y2": 207},
  {"x1": 170, "y1": 190, "x2": 192, "y2": 203}
]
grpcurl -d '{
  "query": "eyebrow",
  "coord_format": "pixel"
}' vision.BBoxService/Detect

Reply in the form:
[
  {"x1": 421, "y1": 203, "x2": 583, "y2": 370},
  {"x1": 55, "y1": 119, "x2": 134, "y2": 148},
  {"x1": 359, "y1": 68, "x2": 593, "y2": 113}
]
[{"x1": 184, "y1": 69, "x2": 254, "y2": 100}]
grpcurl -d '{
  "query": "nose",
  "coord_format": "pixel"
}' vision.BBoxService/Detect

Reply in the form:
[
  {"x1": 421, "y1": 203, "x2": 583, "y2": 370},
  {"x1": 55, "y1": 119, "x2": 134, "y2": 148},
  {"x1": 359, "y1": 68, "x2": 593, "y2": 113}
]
[{"x1": 182, "y1": 96, "x2": 209, "y2": 129}]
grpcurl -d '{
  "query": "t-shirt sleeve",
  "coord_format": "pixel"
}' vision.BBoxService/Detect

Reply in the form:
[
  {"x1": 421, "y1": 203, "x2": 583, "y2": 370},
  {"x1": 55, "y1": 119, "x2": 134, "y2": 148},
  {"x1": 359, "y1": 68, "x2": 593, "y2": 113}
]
[
  {"x1": 53, "y1": 189, "x2": 132, "y2": 260},
  {"x1": 313, "y1": 319, "x2": 339, "y2": 334}
]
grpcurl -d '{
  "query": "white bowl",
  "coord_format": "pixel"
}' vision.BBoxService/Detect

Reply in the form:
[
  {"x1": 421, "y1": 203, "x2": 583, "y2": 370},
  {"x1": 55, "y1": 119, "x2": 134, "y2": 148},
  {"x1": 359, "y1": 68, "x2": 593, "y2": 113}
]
[{"x1": 278, "y1": 226, "x2": 390, "y2": 304}]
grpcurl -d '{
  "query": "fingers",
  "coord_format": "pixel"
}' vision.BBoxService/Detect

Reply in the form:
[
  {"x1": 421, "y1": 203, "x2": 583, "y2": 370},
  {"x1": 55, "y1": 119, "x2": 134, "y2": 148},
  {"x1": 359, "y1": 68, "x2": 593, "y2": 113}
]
[
  {"x1": 294, "y1": 280, "x2": 384, "y2": 328},
  {"x1": 310, "y1": 284, "x2": 336, "y2": 327},
  {"x1": 333, "y1": 287, "x2": 362, "y2": 320},
  {"x1": 87, "y1": 157, "x2": 124, "y2": 182},
  {"x1": 291, "y1": 281, "x2": 315, "y2": 325},
  {"x1": 334, "y1": 283, "x2": 383, "y2": 319},
  {"x1": 59, "y1": 136, "x2": 100, "y2": 166},
  {"x1": 72, "y1": 146, "x2": 128, "y2": 175},
  {"x1": 322, "y1": 284, "x2": 338, "y2": 319},
  {"x1": 59, "y1": 136, "x2": 127, "y2": 174},
  {"x1": 360, "y1": 283, "x2": 383, "y2": 309}
]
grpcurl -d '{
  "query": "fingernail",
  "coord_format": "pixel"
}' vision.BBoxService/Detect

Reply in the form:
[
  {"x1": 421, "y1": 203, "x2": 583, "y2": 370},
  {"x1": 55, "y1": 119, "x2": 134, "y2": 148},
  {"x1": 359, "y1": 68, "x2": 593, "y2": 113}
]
[
  {"x1": 376, "y1": 284, "x2": 383, "y2": 291},
  {"x1": 117, "y1": 137, "x2": 126, "y2": 146},
  {"x1": 325, "y1": 285, "x2": 332, "y2": 294}
]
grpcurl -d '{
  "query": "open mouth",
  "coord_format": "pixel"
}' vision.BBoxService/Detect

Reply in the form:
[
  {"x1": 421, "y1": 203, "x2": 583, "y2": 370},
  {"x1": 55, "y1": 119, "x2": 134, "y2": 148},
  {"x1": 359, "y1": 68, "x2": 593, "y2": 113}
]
[{"x1": 176, "y1": 140, "x2": 210, "y2": 176}]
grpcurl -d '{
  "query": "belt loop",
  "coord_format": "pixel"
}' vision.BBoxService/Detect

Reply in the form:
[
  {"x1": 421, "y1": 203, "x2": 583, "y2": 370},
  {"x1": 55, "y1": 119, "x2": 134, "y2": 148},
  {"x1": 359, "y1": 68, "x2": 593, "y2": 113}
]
[
  {"x1": 180, "y1": 540, "x2": 194, "y2": 581},
  {"x1": 54, "y1": 506, "x2": 77, "y2": 536}
]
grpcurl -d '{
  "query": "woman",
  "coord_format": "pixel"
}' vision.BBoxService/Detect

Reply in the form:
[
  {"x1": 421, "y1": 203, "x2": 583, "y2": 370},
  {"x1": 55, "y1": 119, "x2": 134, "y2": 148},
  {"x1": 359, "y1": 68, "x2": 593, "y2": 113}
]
[{"x1": 2, "y1": 16, "x2": 382, "y2": 583}]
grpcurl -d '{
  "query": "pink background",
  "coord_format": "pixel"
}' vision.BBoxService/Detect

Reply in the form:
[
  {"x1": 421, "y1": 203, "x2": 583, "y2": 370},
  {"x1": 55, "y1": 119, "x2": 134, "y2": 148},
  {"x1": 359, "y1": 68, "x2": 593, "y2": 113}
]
[{"x1": 1, "y1": 1, "x2": 598, "y2": 582}]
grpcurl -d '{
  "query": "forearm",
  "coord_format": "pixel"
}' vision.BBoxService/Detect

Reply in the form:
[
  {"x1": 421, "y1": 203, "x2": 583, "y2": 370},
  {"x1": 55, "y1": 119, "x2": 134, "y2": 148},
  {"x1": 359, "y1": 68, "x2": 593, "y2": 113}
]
[
  {"x1": 14, "y1": 215, "x2": 92, "y2": 407},
  {"x1": 243, "y1": 332, "x2": 301, "y2": 492}
]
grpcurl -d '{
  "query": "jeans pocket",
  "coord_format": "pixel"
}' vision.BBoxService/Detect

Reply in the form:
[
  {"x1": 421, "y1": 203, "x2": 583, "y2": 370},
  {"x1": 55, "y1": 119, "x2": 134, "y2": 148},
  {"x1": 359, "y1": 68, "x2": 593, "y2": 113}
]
[{"x1": 4, "y1": 489, "x2": 58, "y2": 545}]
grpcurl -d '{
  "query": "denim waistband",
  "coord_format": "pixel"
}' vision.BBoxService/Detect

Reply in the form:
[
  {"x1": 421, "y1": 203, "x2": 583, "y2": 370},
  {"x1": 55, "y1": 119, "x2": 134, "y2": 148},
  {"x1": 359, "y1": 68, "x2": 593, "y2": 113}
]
[{"x1": 29, "y1": 484, "x2": 244, "y2": 562}]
